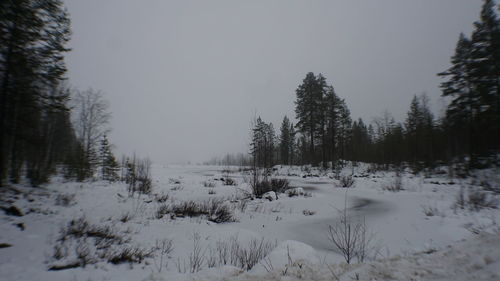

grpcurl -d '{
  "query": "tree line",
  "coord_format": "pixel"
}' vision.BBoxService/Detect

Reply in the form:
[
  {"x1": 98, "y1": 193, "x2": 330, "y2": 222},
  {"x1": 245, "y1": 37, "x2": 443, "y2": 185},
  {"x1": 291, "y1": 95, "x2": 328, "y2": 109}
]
[
  {"x1": 250, "y1": 0, "x2": 500, "y2": 172},
  {"x1": 0, "y1": 0, "x2": 145, "y2": 188}
]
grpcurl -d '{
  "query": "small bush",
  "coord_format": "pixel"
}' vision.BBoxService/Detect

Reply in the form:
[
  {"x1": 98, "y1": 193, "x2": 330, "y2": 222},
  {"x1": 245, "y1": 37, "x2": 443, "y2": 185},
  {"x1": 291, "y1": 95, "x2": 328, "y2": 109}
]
[
  {"x1": 338, "y1": 175, "x2": 355, "y2": 188},
  {"x1": 208, "y1": 204, "x2": 234, "y2": 223},
  {"x1": 421, "y1": 205, "x2": 439, "y2": 216},
  {"x1": 253, "y1": 180, "x2": 272, "y2": 198},
  {"x1": 467, "y1": 189, "x2": 497, "y2": 211},
  {"x1": 384, "y1": 170, "x2": 403, "y2": 192},
  {"x1": 203, "y1": 181, "x2": 216, "y2": 188},
  {"x1": 155, "y1": 193, "x2": 170, "y2": 203},
  {"x1": 107, "y1": 246, "x2": 154, "y2": 264},
  {"x1": 155, "y1": 204, "x2": 170, "y2": 219},
  {"x1": 170, "y1": 185, "x2": 183, "y2": 191},
  {"x1": 302, "y1": 209, "x2": 316, "y2": 216},
  {"x1": 59, "y1": 218, "x2": 125, "y2": 249},
  {"x1": 126, "y1": 156, "x2": 153, "y2": 195},
  {"x1": 119, "y1": 212, "x2": 133, "y2": 223},
  {"x1": 50, "y1": 217, "x2": 153, "y2": 270},
  {"x1": 287, "y1": 188, "x2": 304, "y2": 197},
  {"x1": 55, "y1": 193, "x2": 76, "y2": 207},
  {"x1": 270, "y1": 178, "x2": 290, "y2": 192},
  {"x1": 252, "y1": 178, "x2": 292, "y2": 198},
  {"x1": 223, "y1": 177, "x2": 237, "y2": 186},
  {"x1": 155, "y1": 199, "x2": 236, "y2": 223},
  {"x1": 208, "y1": 189, "x2": 216, "y2": 195}
]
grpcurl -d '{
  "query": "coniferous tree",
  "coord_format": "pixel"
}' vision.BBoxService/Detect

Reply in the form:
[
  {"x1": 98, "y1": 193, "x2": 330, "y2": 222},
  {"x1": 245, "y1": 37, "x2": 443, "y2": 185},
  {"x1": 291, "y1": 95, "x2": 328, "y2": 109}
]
[
  {"x1": 337, "y1": 99, "x2": 352, "y2": 165},
  {"x1": 469, "y1": 0, "x2": 500, "y2": 152},
  {"x1": 279, "y1": 116, "x2": 292, "y2": 165},
  {"x1": 0, "y1": 0, "x2": 72, "y2": 186},
  {"x1": 439, "y1": 0, "x2": 500, "y2": 167},
  {"x1": 295, "y1": 72, "x2": 323, "y2": 164},
  {"x1": 99, "y1": 135, "x2": 119, "y2": 181},
  {"x1": 289, "y1": 122, "x2": 296, "y2": 165}
]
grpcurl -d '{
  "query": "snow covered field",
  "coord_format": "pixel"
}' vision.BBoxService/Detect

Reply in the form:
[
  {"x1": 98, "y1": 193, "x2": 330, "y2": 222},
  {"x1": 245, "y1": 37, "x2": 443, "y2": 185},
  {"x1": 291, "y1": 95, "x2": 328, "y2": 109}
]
[{"x1": 1, "y1": 164, "x2": 499, "y2": 281}]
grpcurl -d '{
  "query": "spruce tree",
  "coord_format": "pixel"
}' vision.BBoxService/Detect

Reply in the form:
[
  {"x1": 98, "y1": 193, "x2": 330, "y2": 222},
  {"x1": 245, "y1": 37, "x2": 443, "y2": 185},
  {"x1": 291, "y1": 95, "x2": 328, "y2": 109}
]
[
  {"x1": 279, "y1": 116, "x2": 291, "y2": 165},
  {"x1": 295, "y1": 72, "x2": 322, "y2": 164},
  {"x1": 99, "y1": 135, "x2": 119, "y2": 181},
  {"x1": 0, "y1": 0, "x2": 71, "y2": 185}
]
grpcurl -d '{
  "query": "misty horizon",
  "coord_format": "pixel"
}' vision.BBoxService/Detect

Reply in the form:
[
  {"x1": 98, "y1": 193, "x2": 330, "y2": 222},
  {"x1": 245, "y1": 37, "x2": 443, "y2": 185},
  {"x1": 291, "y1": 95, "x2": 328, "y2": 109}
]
[{"x1": 63, "y1": 0, "x2": 481, "y2": 164}]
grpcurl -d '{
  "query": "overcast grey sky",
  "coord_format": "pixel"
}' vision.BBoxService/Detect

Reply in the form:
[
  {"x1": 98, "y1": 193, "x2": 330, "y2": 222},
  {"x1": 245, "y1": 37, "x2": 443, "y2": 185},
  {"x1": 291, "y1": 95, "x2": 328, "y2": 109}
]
[{"x1": 63, "y1": 0, "x2": 482, "y2": 164}]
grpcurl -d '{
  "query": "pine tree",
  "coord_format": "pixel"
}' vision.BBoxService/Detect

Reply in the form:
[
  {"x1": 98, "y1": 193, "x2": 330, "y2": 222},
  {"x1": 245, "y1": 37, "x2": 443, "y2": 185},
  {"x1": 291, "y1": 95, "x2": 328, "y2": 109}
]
[
  {"x1": 0, "y1": 0, "x2": 71, "y2": 186},
  {"x1": 405, "y1": 95, "x2": 423, "y2": 168},
  {"x1": 337, "y1": 99, "x2": 352, "y2": 164},
  {"x1": 439, "y1": 0, "x2": 500, "y2": 166},
  {"x1": 295, "y1": 72, "x2": 322, "y2": 164},
  {"x1": 289, "y1": 122, "x2": 296, "y2": 165},
  {"x1": 439, "y1": 33, "x2": 477, "y2": 165},
  {"x1": 99, "y1": 135, "x2": 119, "y2": 181},
  {"x1": 468, "y1": 0, "x2": 500, "y2": 151},
  {"x1": 279, "y1": 116, "x2": 292, "y2": 165},
  {"x1": 325, "y1": 86, "x2": 340, "y2": 168}
]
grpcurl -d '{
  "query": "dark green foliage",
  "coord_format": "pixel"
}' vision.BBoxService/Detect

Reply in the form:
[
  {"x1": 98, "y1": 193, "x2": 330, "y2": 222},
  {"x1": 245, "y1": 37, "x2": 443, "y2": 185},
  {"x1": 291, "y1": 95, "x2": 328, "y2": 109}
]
[
  {"x1": 250, "y1": 117, "x2": 276, "y2": 168},
  {"x1": 438, "y1": 0, "x2": 500, "y2": 168},
  {"x1": 292, "y1": 73, "x2": 352, "y2": 168},
  {"x1": 0, "y1": 0, "x2": 76, "y2": 186},
  {"x1": 279, "y1": 116, "x2": 293, "y2": 165},
  {"x1": 99, "y1": 135, "x2": 119, "y2": 181}
]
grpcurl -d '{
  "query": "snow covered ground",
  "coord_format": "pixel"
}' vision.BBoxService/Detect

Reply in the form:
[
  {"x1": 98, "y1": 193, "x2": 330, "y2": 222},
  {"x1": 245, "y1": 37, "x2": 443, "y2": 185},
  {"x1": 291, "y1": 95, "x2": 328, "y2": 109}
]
[{"x1": 0, "y1": 164, "x2": 499, "y2": 281}]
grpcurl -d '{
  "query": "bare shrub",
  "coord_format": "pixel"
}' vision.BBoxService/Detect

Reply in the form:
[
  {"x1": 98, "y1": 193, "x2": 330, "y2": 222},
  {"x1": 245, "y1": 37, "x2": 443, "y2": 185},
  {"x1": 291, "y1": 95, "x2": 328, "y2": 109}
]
[
  {"x1": 155, "y1": 204, "x2": 170, "y2": 219},
  {"x1": 126, "y1": 156, "x2": 153, "y2": 195},
  {"x1": 208, "y1": 188, "x2": 216, "y2": 195},
  {"x1": 155, "y1": 193, "x2": 169, "y2": 203},
  {"x1": 454, "y1": 186, "x2": 466, "y2": 210},
  {"x1": 467, "y1": 188, "x2": 497, "y2": 211},
  {"x1": 50, "y1": 217, "x2": 154, "y2": 269},
  {"x1": 270, "y1": 178, "x2": 291, "y2": 192},
  {"x1": 155, "y1": 199, "x2": 236, "y2": 223},
  {"x1": 59, "y1": 217, "x2": 125, "y2": 248},
  {"x1": 327, "y1": 197, "x2": 374, "y2": 264},
  {"x1": 384, "y1": 169, "x2": 403, "y2": 192},
  {"x1": 170, "y1": 185, "x2": 183, "y2": 191},
  {"x1": 153, "y1": 239, "x2": 174, "y2": 272},
  {"x1": 189, "y1": 233, "x2": 205, "y2": 273},
  {"x1": 203, "y1": 180, "x2": 216, "y2": 188},
  {"x1": 246, "y1": 174, "x2": 292, "y2": 198},
  {"x1": 107, "y1": 246, "x2": 154, "y2": 264},
  {"x1": 338, "y1": 175, "x2": 355, "y2": 188},
  {"x1": 286, "y1": 188, "x2": 309, "y2": 197},
  {"x1": 212, "y1": 235, "x2": 277, "y2": 271},
  {"x1": 53, "y1": 243, "x2": 68, "y2": 260},
  {"x1": 421, "y1": 205, "x2": 439, "y2": 216},
  {"x1": 55, "y1": 193, "x2": 76, "y2": 207},
  {"x1": 119, "y1": 212, "x2": 133, "y2": 223},
  {"x1": 302, "y1": 209, "x2": 316, "y2": 216},
  {"x1": 253, "y1": 179, "x2": 272, "y2": 198},
  {"x1": 223, "y1": 177, "x2": 237, "y2": 186},
  {"x1": 208, "y1": 204, "x2": 234, "y2": 223},
  {"x1": 237, "y1": 237, "x2": 276, "y2": 270}
]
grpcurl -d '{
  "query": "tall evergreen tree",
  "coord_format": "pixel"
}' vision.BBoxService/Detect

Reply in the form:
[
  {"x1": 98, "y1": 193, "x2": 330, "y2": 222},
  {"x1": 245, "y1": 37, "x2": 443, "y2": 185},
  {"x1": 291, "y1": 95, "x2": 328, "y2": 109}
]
[
  {"x1": 99, "y1": 135, "x2": 119, "y2": 181},
  {"x1": 0, "y1": 0, "x2": 72, "y2": 186},
  {"x1": 279, "y1": 116, "x2": 292, "y2": 165},
  {"x1": 295, "y1": 72, "x2": 322, "y2": 164}
]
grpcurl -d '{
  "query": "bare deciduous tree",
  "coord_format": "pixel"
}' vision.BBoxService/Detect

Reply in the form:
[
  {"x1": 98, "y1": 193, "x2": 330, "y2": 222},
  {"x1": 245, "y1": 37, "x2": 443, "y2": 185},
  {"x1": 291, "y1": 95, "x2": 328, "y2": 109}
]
[
  {"x1": 327, "y1": 194, "x2": 374, "y2": 264},
  {"x1": 73, "y1": 89, "x2": 111, "y2": 175}
]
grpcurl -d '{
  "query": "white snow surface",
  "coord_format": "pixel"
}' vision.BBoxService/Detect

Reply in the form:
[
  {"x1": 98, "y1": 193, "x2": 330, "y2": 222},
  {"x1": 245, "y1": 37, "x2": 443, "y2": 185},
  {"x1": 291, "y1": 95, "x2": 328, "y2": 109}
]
[{"x1": 0, "y1": 164, "x2": 499, "y2": 281}]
